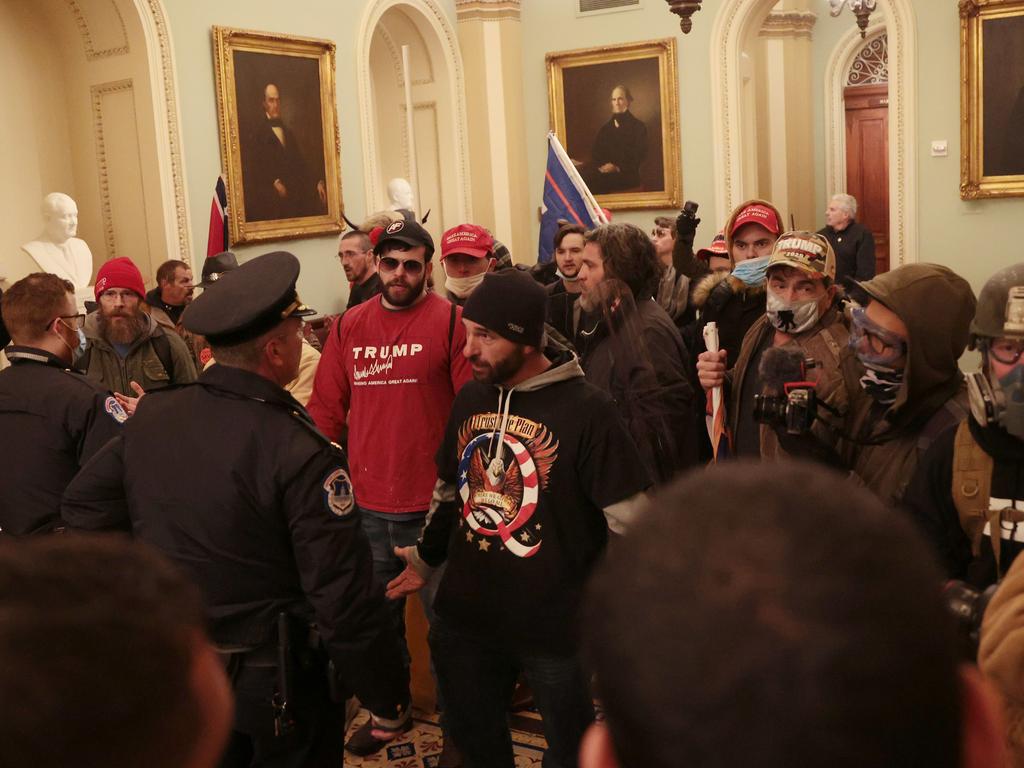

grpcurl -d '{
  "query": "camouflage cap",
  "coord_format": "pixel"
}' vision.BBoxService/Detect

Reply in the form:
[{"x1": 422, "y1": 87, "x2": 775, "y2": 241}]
[{"x1": 768, "y1": 231, "x2": 836, "y2": 281}]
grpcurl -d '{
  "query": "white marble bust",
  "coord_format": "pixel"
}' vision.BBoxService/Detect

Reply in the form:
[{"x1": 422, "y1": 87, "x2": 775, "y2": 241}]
[
  {"x1": 16, "y1": 193, "x2": 95, "y2": 309},
  {"x1": 387, "y1": 178, "x2": 415, "y2": 212}
]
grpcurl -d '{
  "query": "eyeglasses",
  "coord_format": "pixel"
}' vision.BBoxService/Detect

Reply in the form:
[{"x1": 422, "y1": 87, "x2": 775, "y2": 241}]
[
  {"x1": 99, "y1": 289, "x2": 139, "y2": 303},
  {"x1": 989, "y1": 338, "x2": 1024, "y2": 365},
  {"x1": 849, "y1": 307, "x2": 907, "y2": 365},
  {"x1": 53, "y1": 313, "x2": 86, "y2": 331},
  {"x1": 378, "y1": 256, "x2": 425, "y2": 274}
]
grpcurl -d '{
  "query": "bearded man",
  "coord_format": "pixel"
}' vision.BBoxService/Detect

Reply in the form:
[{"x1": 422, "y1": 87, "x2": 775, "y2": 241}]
[{"x1": 82, "y1": 257, "x2": 196, "y2": 404}]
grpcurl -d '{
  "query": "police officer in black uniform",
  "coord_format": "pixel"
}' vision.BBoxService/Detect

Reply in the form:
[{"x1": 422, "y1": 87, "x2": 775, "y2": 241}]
[
  {"x1": 62, "y1": 251, "x2": 410, "y2": 767},
  {"x1": 0, "y1": 273, "x2": 125, "y2": 535}
]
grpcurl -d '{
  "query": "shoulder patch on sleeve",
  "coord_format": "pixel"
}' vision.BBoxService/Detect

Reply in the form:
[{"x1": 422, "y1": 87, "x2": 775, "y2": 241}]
[
  {"x1": 103, "y1": 396, "x2": 128, "y2": 424},
  {"x1": 323, "y1": 467, "x2": 354, "y2": 517}
]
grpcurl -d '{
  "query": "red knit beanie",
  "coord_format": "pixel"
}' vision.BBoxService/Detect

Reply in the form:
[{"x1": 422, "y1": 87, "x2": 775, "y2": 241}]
[{"x1": 95, "y1": 257, "x2": 146, "y2": 301}]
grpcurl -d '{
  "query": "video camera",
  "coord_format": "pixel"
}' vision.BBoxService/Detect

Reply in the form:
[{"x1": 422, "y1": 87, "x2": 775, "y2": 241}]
[
  {"x1": 943, "y1": 580, "x2": 999, "y2": 661},
  {"x1": 753, "y1": 346, "x2": 820, "y2": 435}
]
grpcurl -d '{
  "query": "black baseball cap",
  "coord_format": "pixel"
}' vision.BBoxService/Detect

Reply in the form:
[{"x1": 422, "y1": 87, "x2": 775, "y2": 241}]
[
  {"x1": 373, "y1": 219, "x2": 435, "y2": 261},
  {"x1": 183, "y1": 251, "x2": 315, "y2": 346}
]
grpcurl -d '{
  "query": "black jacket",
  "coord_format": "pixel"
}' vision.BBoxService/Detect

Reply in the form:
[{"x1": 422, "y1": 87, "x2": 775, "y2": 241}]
[
  {"x1": 905, "y1": 417, "x2": 1024, "y2": 588},
  {"x1": 546, "y1": 280, "x2": 581, "y2": 345},
  {"x1": 61, "y1": 363, "x2": 407, "y2": 717},
  {"x1": 818, "y1": 221, "x2": 876, "y2": 285},
  {"x1": 577, "y1": 297, "x2": 698, "y2": 483},
  {"x1": 0, "y1": 347, "x2": 124, "y2": 535}
]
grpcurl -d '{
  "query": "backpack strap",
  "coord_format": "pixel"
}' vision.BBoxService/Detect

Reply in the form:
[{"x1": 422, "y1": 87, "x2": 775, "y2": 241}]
[
  {"x1": 952, "y1": 420, "x2": 1001, "y2": 573},
  {"x1": 448, "y1": 300, "x2": 457, "y2": 351},
  {"x1": 151, "y1": 333, "x2": 175, "y2": 381}
]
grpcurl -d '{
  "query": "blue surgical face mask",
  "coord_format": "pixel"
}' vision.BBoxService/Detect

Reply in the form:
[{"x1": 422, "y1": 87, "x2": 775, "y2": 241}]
[
  {"x1": 731, "y1": 255, "x2": 771, "y2": 287},
  {"x1": 55, "y1": 321, "x2": 86, "y2": 365}
]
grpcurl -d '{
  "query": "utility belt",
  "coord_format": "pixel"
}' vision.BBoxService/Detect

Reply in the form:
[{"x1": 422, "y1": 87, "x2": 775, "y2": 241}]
[{"x1": 216, "y1": 613, "x2": 342, "y2": 738}]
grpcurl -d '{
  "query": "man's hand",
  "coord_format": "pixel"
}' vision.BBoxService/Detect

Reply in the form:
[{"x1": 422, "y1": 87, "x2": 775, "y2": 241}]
[
  {"x1": 114, "y1": 381, "x2": 146, "y2": 417},
  {"x1": 385, "y1": 546, "x2": 426, "y2": 600},
  {"x1": 273, "y1": 179, "x2": 288, "y2": 198},
  {"x1": 598, "y1": 163, "x2": 620, "y2": 174},
  {"x1": 697, "y1": 349, "x2": 728, "y2": 392}
]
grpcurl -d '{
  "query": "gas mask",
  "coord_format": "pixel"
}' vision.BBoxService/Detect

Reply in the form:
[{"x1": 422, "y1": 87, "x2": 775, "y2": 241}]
[
  {"x1": 766, "y1": 291, "x2": 820, "y2": 334},
  {"x1": 967, "y1": 340, "x2": 1024, "y2": 440}
]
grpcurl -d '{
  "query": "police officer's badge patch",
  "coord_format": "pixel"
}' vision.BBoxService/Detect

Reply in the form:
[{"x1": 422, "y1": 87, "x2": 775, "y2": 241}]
[
  {"x1": 104, "y1": 396, "x2": 129, "y2": 424},
  {"x1": 323, "y1": 468, "x2": 354, "y2": 517}
]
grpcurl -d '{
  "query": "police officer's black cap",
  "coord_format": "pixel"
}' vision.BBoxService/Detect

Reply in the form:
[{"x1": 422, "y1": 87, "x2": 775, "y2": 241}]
[
  {"x1": 200, "y1": 251, "x2": 239, "y2": 287},
  {"x1": 373, "y1": 219, "x2": 435, "y2": 261},
  {"x1": 183, "y1": 251, "x2": 315, "y2": 346}
]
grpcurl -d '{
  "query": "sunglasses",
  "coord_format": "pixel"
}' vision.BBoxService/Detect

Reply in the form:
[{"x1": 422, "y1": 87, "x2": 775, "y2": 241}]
[{"x1": 378, "y1": 256, "x2": 425, "y2": 274}]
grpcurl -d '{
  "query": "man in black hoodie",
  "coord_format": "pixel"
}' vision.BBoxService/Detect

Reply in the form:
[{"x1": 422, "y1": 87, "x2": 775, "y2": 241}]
[{"x1": 387, "y1": 269, "x2": 650, "y2": 768}]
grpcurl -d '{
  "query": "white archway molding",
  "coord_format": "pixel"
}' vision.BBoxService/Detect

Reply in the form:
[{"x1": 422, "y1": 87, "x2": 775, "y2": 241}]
[
  {"x1": 824, "y1": 23, "x2": 884, "y2": 216},
  {"x1": 357, "y1": 0, "x2": 472, "y2": 220},
  {"x1": 131, "y1": 0, "x2": 193, "y2": 263},
  {"x1": 710, "y1": 0, "x2": 916, "y2": 266}
]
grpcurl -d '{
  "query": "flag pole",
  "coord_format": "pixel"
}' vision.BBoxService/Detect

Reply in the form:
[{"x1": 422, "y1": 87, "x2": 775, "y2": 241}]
[{"x1": 401, "y1": 45, "x2": 420, "y2": 212}]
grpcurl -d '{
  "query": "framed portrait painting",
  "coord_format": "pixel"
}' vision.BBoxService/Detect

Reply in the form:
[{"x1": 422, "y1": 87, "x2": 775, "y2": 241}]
[
  {"x1": 546, "y1": 38, "x2": 681, "y2": 210},
  {"x1": 960, "y1": 0, "x2": 1024, "y2": 199},
  {"x1": 213, "y1": 26, "x2": 344, "y2": 244}
]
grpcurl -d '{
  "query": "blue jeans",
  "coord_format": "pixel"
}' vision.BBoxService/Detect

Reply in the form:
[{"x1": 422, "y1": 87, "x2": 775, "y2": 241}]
[
  {"x1": 429, "y1": 617, "x2": 595, "y2": 768},
  {"x1": 360, "y1": 509, "x2": 443, "y2": 666}
]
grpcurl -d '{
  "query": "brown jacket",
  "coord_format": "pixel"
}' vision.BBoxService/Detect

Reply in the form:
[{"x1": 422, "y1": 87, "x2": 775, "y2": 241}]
[
  {"x1": 980, "y1": 551, "x2": 1024, "y2": 767},
  {"x1": 727, "y1": 304, "x2": 850, "y2": 459},
  {"x1": 837, "y1": 264, "x2": 976, "y2": 505}
]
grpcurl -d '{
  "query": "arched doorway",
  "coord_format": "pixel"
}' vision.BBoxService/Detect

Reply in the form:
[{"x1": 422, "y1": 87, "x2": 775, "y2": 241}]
[
  {"x1": 0, "y1": 0, "x2": 189, "y2": 289},
  {"x1": 827, "y1": 27, "x2": 891, "y2": 273},
  {"x1": 356, "y1": 0, "x2": 472, "y2": 245},
  {"x1": 710, "y1": 0, "x2": 916, "y2": 265}
]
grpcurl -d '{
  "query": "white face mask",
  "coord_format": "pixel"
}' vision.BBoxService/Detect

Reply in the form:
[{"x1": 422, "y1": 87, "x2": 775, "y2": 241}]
[
  {"x1": 766, "y1": 291, "x2": 820, "y2": 334},
  {"x1": 445, "y1": 271, "x2": 487, "y2": 299}
]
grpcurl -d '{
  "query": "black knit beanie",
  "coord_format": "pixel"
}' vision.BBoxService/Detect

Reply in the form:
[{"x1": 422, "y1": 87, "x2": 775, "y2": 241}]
[{"x1": 462, "y1": 269, "x2": 547, "y2": 347}]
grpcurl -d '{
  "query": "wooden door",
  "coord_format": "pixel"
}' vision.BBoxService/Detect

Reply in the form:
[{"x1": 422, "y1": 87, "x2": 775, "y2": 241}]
[{"x1": 844, "y1": 84, "x2": 890, "y2": 274}]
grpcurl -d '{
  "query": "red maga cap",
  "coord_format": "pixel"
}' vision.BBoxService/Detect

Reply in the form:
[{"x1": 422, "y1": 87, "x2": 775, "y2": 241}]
[
  {"x1": 731, "y1": 204, "x2": 781, "y2": 237},
  {"x1": 696, "y1": 232, "x2": 728, "y2": 261},
  {"x1": 441, "y1": 224, "x2": 494, "y2": 260}
]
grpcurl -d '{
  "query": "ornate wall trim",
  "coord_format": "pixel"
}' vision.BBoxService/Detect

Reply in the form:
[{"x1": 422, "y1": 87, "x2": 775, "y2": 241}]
[
  {"x1": 378, "y1": 20, "x2": 435, "y2": 87},
  {"x1": 64, "y1": 0, "x2": 130, "y2": 60},
  {"x1": 847, "y1": 32, "x2": 888, "y2": 86},
  {"x1": 90, "y1": 79, "x2": 136, "y2": 257},
  {"x1": 132, "y1": 0, "x2": 192, "y2": 264},
  {"x1": 357, "y1": 0, "x2": 472, "y2": 220},
  {"x1": 455, "y1": 0, "x2": 521, "y2": 22},
  {"x1": 711, "y1": 0, "x2": 916, "y2": 266},
  {"x1": 759, "y1": 10, "x2": 817, "y2": 40}
]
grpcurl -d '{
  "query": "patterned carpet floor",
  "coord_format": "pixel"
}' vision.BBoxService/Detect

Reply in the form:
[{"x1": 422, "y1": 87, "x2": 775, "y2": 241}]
[{"x1": 344, "y1": 708, "x2": 548, "y2": 767}]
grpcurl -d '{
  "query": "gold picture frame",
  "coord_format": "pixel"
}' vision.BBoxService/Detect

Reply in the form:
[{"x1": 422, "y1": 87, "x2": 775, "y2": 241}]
[
  {"x1": 960, "y1": 0, "x2": 1024, "y2": 199},
  {"x1": 546, "y1": 38, "x2": 681, "y2": 211},
  {"x1": 213, "y1": 26, "x2": 344, "y2": 244}
]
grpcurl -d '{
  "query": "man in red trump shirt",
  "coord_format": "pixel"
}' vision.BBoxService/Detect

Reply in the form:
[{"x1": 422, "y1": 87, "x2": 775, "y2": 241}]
[{"x1": 307, "y1": 219, "x2": 471, "y2": 755}]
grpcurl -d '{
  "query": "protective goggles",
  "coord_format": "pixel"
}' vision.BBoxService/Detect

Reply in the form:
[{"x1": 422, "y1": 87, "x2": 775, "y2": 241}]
[
  {"x1": 849, "y1": 306, "x2": 908, "y2": 368},
  {"x1": 987, "y1": 337, "x2": 1024, "y2": 366}
]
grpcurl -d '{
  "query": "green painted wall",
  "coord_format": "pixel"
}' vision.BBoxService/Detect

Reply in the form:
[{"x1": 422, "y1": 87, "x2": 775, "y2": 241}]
[
  {"x1": 164, "y1": 0, "x2": 457, "y2": 315},
  {"x1": 163, "y1": 0, "x2": 1023, "y2": 309}
]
